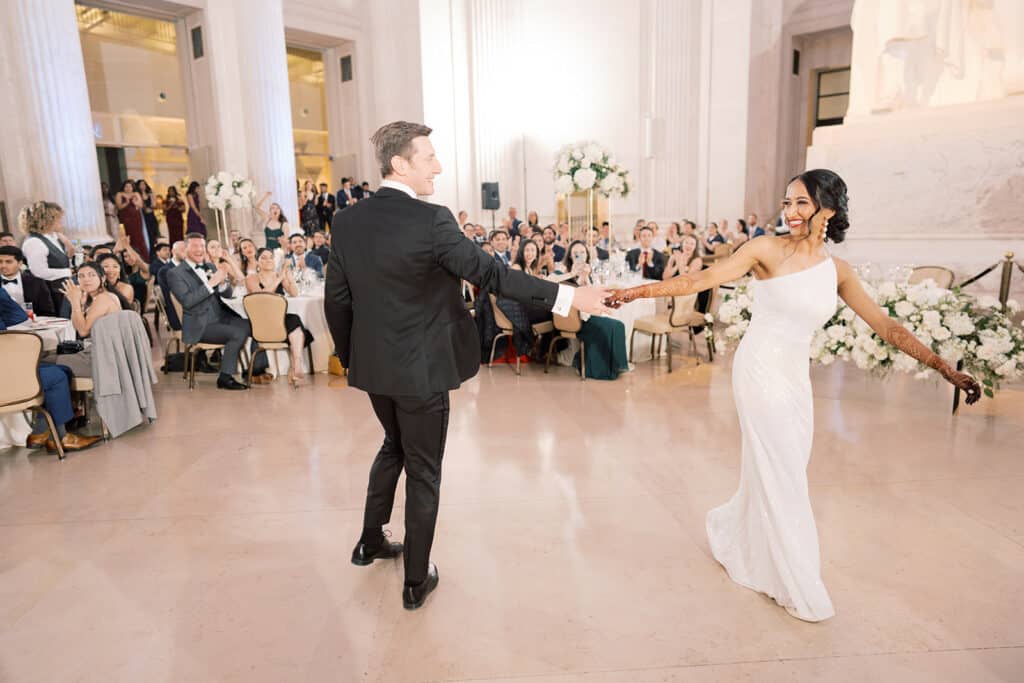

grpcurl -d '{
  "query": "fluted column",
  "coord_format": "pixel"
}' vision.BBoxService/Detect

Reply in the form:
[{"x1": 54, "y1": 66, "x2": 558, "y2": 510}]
[
  {"x1": 0, "y1": 0, "x2": 106, "y2": 242},
  {"x1": 203, "y1": 0, "x2": 297, "y2": 224}
]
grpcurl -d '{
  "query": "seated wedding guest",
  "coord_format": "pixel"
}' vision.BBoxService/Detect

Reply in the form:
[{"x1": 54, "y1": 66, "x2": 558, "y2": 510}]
[
  {"x1": 588, "y1": 227, "x2": 610, "y2": 260},
  {"x1": 245, "y1": 247, "x2": 314, "y2": 387},
  {"x1": 527, "y1": 210, "x2": 540, "y2": 230},
  {"x1": 511, "y1": 241, "x2": 555, "y2": 325},
  {"x1": 681, "y1": 220, "x2": 697, "y2": 237},
  {"x1": 158, "y1": 241, "x2": 186, "y2": 331},
  {"x1": 666, "y1": 222, "x2": 683, "y2": 251},
  {"x1": 490, "y1": 230, "x2": 512, "y2": 265},
  {"x1": 732, "y1": 219, "x2": 750, "y2": 245},
  {"x1": 310, "y1": 231, "x2": 330, "y2": 264},
  {"x1": 360, "y1": 181, "x2": 373, "y2": 198},
  {"x1": 557, "y1": 222, "x2": 571, "y2": 246},
  {"x1": 150, "y1": 242, "x2": 172, "y2": 281},
  {"x1": 703, "y1": 222, "x2": 726, "y2": 253},
  {"x1": 0, "y1": 246, "x2": 55, "y2": 316},
  {"x1": 227, "y1": 229, "x2": 243, "y2": 255},
  {"x1": 749, "y1": 213, "x2": 765, "y2": 238},
  {"x1": 255, "y1": 191, "x2": 291, "y2": 248},
  {"x1": 19, "y1": 200, "x2": 74, "y2": 314},
  {"x1": 25, "y1": 362, "x2": 101, "y2": 453},
  {"x1": 663, "y1": 234, "x2": 704, "y2": 280},
  {"x1": 626, "y1": 226, "x2": 667, "y2": 280},
  {"x1": 0, "y1": 232, "x2": 16, "y2": 247},
  {"x1": 462, "y1": 223, "x2": 476, "y2": 241},
  {"x1": 648, "y1": 221, "x2": 667, "y2": 250},
  {"x1": 48, "y1": 263, "x2": 126, "y2": 379},
  {"x1": 288, "y1": 233, "x2": 323, "y2": 277},
  {"x1": 541, "y1": 225, "x2": 566, "y2": 263},
  {"x1": 96, "y1": 253, "x2": 136, "y2": 306},
  {"x1": 561, "y1": 240, "x2": 629, "y2": 380},
  {"x1": 114, "y1": 237, "x2": 151, "y2": 307},
  {"x1": 166, "y1": 233, "x2": 260, "y2": 390},
  {"x1": 597, "y1": 221, "x2": 612, "y2": 251},
  {"x1": 507, "y1": 207, "x2": 523, "y2": 237},
  {"x1": 236, "y1": 238, "x2": 259, "y2": 277},
  {"x1": 0, "y1": 285, "x2": 27, "y2": 327},
  {"x1": 473, "y1": 224, "x2": 487, "y2": 244},
  {"x1": 90, "y1": 244, "x2": 114, "y2": 260},
  {"x1": 481, "y1": 242, "x2": 495, "y2": 257},
  {"x1": 210, "y1": 239, "x2": 247, "y2": 287}
]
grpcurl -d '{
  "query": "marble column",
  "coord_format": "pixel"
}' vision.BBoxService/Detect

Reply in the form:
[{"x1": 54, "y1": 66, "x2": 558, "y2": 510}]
[{"x1": 0, "y1": 0, "x2": 106, "y2": 242}]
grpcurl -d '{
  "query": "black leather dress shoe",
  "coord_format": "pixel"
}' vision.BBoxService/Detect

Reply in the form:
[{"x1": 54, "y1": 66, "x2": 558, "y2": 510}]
[
  {"x1": 351, "y1": 538, "x2": 404, "y2": 566},
  {"x1": 402, "y1": 563, "x2": 439, "y2": 610},
  {"x1": 216, "y1": 376, "x2": 249, "y2": 390}
]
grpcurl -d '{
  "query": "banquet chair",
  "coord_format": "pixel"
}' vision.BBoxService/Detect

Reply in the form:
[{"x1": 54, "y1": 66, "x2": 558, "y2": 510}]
[
  {"x1": 169, "y1": 291, "x2": 229, "y2": 390},
  {"x1": 0, "y1": 331, "x2": 65, "y2": 460},
  {"x1": 544, "y1": 306, "x2": 586, "y2": 381},
  {"x1": 908, "y1": 266, "x2": 955, "y2": 289},
  {"x1": 152, "y1": 284, "x2": 183, "y2": 357},
  {"x1": 68, "y1": 377, "x2": 111, "y2": 441},
  {"x1": 243, "y1": 292, "x2": 314, "y2": 386},
  {"x1": 487, "y1": 294, "x2": 553, "y2": 376},
  {"x1": 630, "y1": 293, "x2": 703, "y2": 372}
]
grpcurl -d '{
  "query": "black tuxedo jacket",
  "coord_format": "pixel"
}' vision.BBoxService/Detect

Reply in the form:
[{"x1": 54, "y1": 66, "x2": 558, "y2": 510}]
[
  {"x1": 18, "y1": 270, "x2": 56, "y2": 317},
  {"x1": 626, "y1": 248, "x2": 667, "y2": 280},
  {"x1": 325, "y1": 187, "x2": 559, "y2": 396}
]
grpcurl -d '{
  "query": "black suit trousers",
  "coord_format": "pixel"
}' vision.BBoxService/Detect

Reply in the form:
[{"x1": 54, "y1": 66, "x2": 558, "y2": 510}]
[{"x1": 364, "y1": 391, "x2": 450, "y2": 585}]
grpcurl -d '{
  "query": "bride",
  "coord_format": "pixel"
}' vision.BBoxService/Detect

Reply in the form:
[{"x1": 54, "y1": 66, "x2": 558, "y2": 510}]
[{"x1": 606, "y1": 169, "x2": 981, "y2": 621}]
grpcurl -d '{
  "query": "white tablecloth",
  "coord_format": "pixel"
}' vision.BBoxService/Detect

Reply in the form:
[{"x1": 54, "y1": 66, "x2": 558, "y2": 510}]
[
  {"x1": 1, "y1": 317, "x2": 77, "y2": 448},
  {"x1": 223, "y1": 290, "x2": 330, "y2": 374}
]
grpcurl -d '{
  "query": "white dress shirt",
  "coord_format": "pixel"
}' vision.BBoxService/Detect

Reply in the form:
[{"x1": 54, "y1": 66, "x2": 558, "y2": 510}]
[
  {"x1": 1, "y1": 272, "x2": 25, "y2": 307},
  {"x1": 379, "y1": 179, "x2": 574, "y2": 316},
  {"x1": 22, "y1": 232, "x2": 72, "y2": 282}
]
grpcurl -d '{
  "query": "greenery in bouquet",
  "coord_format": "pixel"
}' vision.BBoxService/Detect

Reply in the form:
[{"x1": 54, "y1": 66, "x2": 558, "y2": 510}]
[
  {"x1": 715, "y1": 279, "x2": 1023, "y2": 398},
  {"x1": 552, "y1": 141, "x2": 631, "y2": 199}
]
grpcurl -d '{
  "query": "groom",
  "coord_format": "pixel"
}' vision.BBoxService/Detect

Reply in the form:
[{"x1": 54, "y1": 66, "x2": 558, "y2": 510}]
[{"x1": 325, "y1": 121, "x2": 610, "y2": 609}]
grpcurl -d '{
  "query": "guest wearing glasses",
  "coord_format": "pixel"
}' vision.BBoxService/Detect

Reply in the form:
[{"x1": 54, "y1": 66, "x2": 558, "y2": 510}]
[
  {"x1": 245, "y1": 248, "x2": 314, "y2": 387},
  {"x1": 0, "y1": 246, "x2": 55, "y2": 316},
  {"x1": 19, "y1": 201, "x2": 74, "y2": 313}
]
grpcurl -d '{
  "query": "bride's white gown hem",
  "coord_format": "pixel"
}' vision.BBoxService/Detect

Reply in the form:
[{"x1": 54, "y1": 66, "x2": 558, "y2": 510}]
[{"x1": 706, "y1": 256, "x2": 837, "y2": 623}]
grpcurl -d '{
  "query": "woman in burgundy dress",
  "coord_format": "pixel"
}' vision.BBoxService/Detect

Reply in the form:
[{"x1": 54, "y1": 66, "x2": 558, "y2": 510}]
[
  {"x1": 115, "y1": 179, "x2": 148, "y2": 260},
  {"x1": 186, "y1": 181, "x2": 207, "y2": 236},
  {"x1": 164, "y1": 186, "x2": 186, "y2": 243}
]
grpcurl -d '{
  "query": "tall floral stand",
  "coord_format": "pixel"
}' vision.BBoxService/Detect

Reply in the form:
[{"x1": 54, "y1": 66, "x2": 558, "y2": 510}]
[{"x1": 556, "y1": 190, "x2": 609, "y2": 248}]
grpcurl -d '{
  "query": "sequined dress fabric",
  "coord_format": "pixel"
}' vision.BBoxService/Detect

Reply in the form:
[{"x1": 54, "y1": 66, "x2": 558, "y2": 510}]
[{"x1": 706, "y1": 257, "x2": 838, "y2": 622}]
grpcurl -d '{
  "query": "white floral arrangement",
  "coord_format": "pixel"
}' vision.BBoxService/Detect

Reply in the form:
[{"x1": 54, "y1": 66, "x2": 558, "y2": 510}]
[
  {"x1": 716, "y1": 279, "x2": 1024, "y2": 398},
  {"x1": 204, "y1": 172, "x2": 254, "y2": 211},
  {"x1": 553, "y1": 141, "x2": 631, "y2": 198}
]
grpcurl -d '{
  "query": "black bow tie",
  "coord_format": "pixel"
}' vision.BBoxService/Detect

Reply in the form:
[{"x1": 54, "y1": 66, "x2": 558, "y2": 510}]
[{"x1": 1, "y1": 278, "x2": 17, "y2": 286}]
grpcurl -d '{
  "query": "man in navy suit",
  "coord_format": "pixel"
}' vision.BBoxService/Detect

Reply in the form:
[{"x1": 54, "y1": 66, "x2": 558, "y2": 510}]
[{"x1": 336, "y1": 178, "x2": 356, "y2": 209}]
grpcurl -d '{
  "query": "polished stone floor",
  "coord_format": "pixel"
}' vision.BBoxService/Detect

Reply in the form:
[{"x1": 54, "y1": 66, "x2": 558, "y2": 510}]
[{"x1": 1, "y1": 351, "x2": 1022, "y2": 682}]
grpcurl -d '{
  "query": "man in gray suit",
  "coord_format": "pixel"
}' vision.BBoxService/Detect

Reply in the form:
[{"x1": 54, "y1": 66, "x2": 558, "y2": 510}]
[{"x1": 165, "y1": 232, "x2": 251, "y2": 390}]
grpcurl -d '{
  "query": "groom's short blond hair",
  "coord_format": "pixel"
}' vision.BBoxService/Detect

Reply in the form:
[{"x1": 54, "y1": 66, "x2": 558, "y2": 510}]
[{"x1": 370, "y1": 121, "x2": 433, "y2": 178}]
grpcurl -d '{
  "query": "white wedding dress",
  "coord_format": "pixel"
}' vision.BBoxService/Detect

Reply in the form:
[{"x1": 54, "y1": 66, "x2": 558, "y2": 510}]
[{"x1": 707, "y1": 256, "x2": 837, "y2": 622}]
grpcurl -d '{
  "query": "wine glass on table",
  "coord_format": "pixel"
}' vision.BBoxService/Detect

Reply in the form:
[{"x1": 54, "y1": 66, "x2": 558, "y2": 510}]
[{"x1": 24, "y1": 302, "x2": 34, "y2": 322}]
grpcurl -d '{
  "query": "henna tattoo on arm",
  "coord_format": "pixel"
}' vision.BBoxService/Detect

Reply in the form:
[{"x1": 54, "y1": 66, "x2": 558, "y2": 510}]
[{"x1": 880, "y1": 320, "x2": 950, "y2": 377}]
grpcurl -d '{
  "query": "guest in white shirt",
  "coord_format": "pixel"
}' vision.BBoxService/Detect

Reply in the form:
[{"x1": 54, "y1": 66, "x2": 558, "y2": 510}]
[
  {"x1": 0, "y1": 246, "x2": 56, "y2": 316},
  {"x1": 19, "y1": 200, "x2": 74, "y2": 314}
]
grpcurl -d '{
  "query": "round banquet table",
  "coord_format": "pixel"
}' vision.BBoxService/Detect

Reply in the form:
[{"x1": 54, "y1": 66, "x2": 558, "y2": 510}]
[
  {"x1": 1, "y1": 317, "x2": 78, "y2": 448},
  {"x1": 223, "y1": 289, "x2": 330, "y2": 374},
  {"x1": 554, "y1": 287, "x2": 661, "y2": 368}
]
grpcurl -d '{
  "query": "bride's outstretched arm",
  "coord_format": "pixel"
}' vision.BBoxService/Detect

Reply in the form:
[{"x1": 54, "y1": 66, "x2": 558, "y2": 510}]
[
  {"x1": 605, "y1": 239, "x2": 766, "y2": 306},
  {"x1": 834, "y1": 258, "x2": 982, "y2": 404}
]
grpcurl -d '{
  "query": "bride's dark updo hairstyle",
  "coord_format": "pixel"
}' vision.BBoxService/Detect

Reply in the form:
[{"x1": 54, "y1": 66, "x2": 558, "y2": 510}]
[{"x1": 789, "y1": 169, "x2": 849, "y2": 244}]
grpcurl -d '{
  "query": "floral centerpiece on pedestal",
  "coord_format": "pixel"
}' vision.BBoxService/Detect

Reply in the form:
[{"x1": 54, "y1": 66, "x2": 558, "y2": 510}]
[
  {"x1": 715, "y1": 279, "x2": 1023, "y2": 398},
  {"x1": 553, "y1": 141, "x2": 631, "y2": 198},
  {"x1": 204, "y1": 172, "x2": 254, "y2": 210}
]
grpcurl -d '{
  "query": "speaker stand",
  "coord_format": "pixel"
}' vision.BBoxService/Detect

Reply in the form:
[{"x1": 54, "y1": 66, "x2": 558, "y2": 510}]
[{"x1": 490, "y1": 210, "x2": 496, "y2": 232}]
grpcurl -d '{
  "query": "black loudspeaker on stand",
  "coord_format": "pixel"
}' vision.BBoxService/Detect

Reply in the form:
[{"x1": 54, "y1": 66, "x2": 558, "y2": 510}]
[{"x1": 481, "y1": 182, "x2": 500, "y2": 231}]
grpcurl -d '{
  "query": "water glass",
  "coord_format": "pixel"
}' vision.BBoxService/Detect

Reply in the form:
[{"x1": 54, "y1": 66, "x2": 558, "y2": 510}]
[{"x1": 24, "y1": 302, "x2": 34, "y2": 321}]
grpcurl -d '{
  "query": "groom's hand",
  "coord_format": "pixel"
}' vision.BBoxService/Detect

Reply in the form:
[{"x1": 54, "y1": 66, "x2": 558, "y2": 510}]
[{"x1": 572, "y1": 286, "x2": 613, "y2": 315}]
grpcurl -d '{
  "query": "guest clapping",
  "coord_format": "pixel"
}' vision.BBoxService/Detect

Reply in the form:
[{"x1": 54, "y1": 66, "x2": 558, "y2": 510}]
[
  {"x1": 626, "y1": 226, "x2": 667, "y2": 279},
  {"x1": 245, "y1": 248, "x2": 314, "y2": 387},
  {"x1": 288, "y1": 234, "x2": 323, "y2": 277},
  {"x1": 663, "y1": 234, "x2": 704, "y2": 279}
]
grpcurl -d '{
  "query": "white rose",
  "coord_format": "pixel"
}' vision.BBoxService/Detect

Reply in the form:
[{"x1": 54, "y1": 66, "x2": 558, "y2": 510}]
[
  {"x1": 580, "y1": 159, "x2": 592, "y2": 169},
  {"x1": 584, "y1": 143, "x2": 602, "y2": 161},
  {"x1": 877, "y1": 281, "x2": 898, "y2": 302},
  {"x1": 557, "y1": 156, "x2": 571, "y2": 173},
  {"x1": 1007, "y1": 299, "x2": 1021, "y2": 313},
  {"x1": 554, "y1": 175, "x2": 575, "y2": 195},
  {"x1": 893, "y1": 352, "x2": 918, "y2": 372},
  {"x1": 725, "y1": 324, "x2": 740, "y2": 338},
  {"x1": 573, "y1": 167, "x2": 597, "y2": 190},
  {"x1": 975, "y1": 344, "x2": 996, "y2": 361},
  {"x1": 894, "y1": 300, "x2": 916, "y2": 318},
  {"x1": 571, "y1": 149, "x2": 583, "y2": 161},
  {"x1": 840, "y1": 307, "x2": 856, "y2": 322},
  {"x1": 827, "y1": 325, "x2": 846, "y2": 341},
  {"x1": 921, "y1": 310, "x2": 942, "y2": 329},
  {"x1": 945, "y1": 313, "x2": 975, "y2": 336},
  {"x1": 852, "y1": 348, "x2": 872, "y2": 369},
  {"x1": 994, "y1": 359, "x2": 1018, "y2": 377}
]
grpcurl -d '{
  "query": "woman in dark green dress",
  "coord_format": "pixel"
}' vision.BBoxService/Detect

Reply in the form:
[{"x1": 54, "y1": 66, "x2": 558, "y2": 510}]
[{"x1": 563, "y1": 240, "x2": 629, "y2": 380}]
